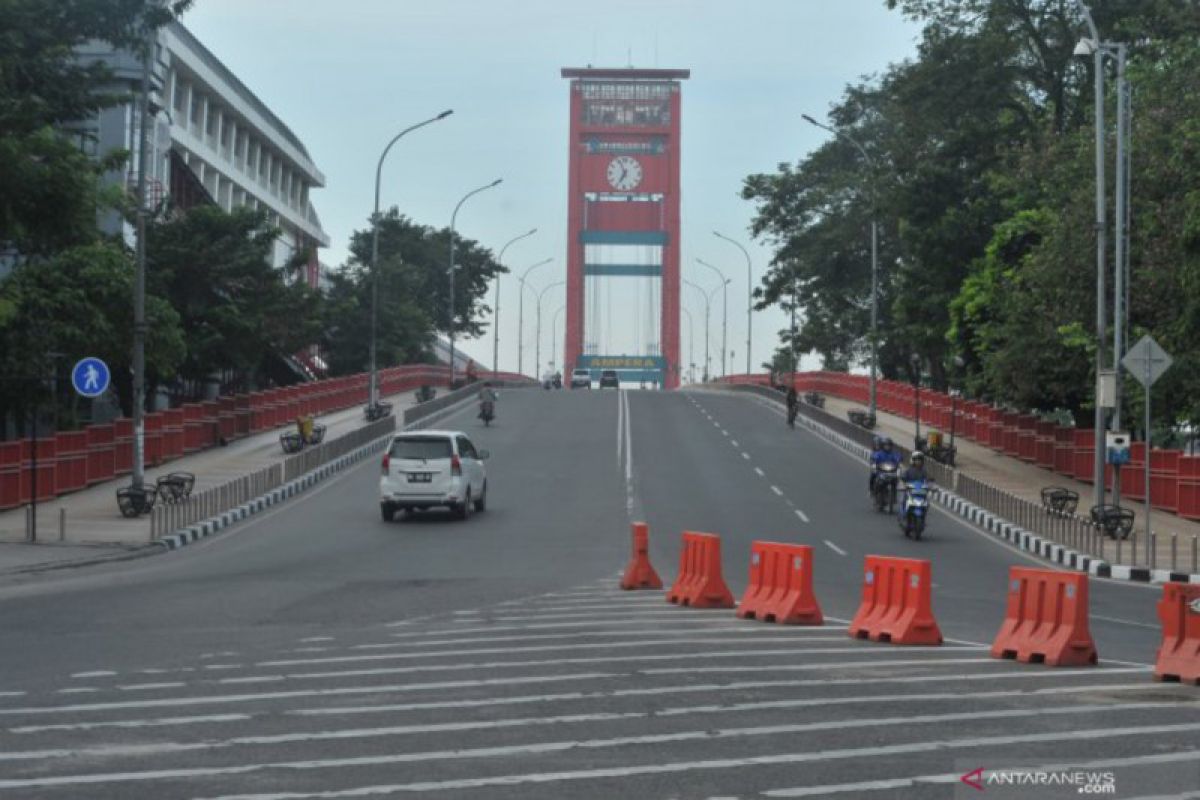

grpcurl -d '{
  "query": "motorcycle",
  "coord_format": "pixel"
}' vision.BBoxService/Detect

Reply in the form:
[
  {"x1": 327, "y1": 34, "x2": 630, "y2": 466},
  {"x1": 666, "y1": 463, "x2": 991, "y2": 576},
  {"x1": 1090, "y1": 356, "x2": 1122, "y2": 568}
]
[
  {"x1": 786, "y1": 401, "x2": 799, "y2": 429},
  {"x1": 479, "y1": 399, "x2": 495, "y2": 427},
  {"x1": 872, "y1": 460, "x2": 899, "y2": 513},
  {"x1": 898, "y1": 479, "x2": 931, "y2": 539}
]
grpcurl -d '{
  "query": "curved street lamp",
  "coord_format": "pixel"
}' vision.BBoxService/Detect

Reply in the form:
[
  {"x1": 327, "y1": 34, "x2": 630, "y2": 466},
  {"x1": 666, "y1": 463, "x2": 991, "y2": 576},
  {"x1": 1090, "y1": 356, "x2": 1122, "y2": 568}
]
[
  {"x1": 680, "y1": 306, "x2": 695, "y2": 384},
  {"x1": 683, "y1": 278, "x2": 721, "y2": 382},
  {"x1": 493, "y1": 228, "x2": 537, "y2": 377},
  {"x1": 368, "y1": 109, "x2": 453, "y2": 407},
  {"x1": 551, "y1": 304, "x2": 565, "y2": 373},
  {"x1": 801, "y1": 112, "x2": 878, "y2": 419},
  {"x1": 713, "y1": 231, "x2": 753, "y2": 376},
  {"x1": 695, "y1": 259, "x2": 730, "y2": 378},
  {"x1": 534, "y1": 280, "x2": 566, "y2": 380},
  {"x1": 517, "y1": 258, "x2": 552, "y2": 377},
  {"x1": 448, "y1": 178, "x2": 503, "y2": 387}
]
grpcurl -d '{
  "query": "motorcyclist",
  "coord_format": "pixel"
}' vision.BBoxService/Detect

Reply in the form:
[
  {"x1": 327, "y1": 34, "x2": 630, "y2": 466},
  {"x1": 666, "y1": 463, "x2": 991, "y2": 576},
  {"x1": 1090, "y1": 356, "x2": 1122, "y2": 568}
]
[
  {"x1": 785, "y1": 386, "x2": 799, "y2": 427},
  {"x1": 902, "y1": 451, "x2": 928, "y2": 484},
  {"x1": 868, "y1": 436, "x2": 902, "y2": 493},
  {"x1": 478, "y1": 381, "x2": 498, "y2": 419}
]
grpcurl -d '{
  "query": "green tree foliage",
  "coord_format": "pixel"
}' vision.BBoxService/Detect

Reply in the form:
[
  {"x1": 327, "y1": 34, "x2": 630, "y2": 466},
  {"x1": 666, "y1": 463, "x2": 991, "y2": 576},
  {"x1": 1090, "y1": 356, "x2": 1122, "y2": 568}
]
[
  {"x1": 0, "y1": 0, "x2": 190, "y2": 254},
  {"x1": 324, "y1": 210, "x2": 505, "y2": 376},
  {"x1": 744, "y1": 0, "x2": 1200, "y2": 430},
  {"x1": 0, "y1": 242, "x2": 184, "y2": 424},
  {"x1": 147, "y1": 205, "x2": 323, "y2": 392}
]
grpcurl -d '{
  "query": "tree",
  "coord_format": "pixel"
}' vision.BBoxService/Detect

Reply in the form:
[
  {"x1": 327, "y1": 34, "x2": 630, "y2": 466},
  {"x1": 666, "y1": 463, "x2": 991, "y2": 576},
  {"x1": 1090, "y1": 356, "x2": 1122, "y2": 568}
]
[
  {"x1": 0, "y1": 0, "x2": 190, "y2": 254},
  {"x1": 326, "y1": 210, "x2": 506, "y2": 375},
  {"x1": 0, "y1": 241, "x2": 184, "y2": 424},
  {"x1": 146, "y1": 205, "x2": 323, "y2": 394}
]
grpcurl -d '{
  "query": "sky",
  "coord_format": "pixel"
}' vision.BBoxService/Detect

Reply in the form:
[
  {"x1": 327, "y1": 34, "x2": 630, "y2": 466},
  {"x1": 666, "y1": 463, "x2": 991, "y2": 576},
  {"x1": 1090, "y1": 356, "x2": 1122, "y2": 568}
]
[{"x1": 181, "y1": 0, "x2": 922, "y2": 379}]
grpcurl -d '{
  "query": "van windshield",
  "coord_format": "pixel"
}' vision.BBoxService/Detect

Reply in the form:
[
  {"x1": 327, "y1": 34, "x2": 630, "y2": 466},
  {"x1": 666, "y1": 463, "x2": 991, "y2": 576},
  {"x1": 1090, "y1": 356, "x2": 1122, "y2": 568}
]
[{"x1": 391, "y1": 437, "x2": 452, "y2": 460}]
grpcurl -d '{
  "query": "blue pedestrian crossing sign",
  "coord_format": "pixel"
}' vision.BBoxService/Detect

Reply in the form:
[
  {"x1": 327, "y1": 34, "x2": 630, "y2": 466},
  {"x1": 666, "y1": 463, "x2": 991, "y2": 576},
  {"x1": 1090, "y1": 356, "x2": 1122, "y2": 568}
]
[{"x1": 72, "y1": 357, "x2": 111, "y2": 398}]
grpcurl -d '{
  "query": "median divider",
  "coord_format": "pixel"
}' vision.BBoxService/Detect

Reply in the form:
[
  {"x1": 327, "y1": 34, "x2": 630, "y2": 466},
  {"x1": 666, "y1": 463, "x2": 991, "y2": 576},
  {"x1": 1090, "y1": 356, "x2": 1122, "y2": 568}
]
[
  {"x1": 620, "y1": 521, "x2": 663, "y2": 590},
  {"x1": 736, "y1": 541, "x2": 823, "y2": 625},
  {"x1": 848, "y1": 555, "x2": 943, "y2": 645},
  {"x1": 667, "y1": 531, "x2": 734, "y2": 608},
  {"x1": 990, "y1": 567, "x2": 1097, "y2": 667},
  {"x1": 1155, "y1": 582, "x2": 1200, "y2": 685}
]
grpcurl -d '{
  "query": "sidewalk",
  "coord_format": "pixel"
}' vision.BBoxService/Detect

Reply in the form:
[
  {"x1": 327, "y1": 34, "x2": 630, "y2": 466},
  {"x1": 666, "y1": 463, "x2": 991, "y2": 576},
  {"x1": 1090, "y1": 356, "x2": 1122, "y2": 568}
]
[
  {"x1": 0, "y1": 391, "x2": 418, "y2": 574},
  {"x1": 821, "y1": 394, "x2": 1200, "y2": 574}
]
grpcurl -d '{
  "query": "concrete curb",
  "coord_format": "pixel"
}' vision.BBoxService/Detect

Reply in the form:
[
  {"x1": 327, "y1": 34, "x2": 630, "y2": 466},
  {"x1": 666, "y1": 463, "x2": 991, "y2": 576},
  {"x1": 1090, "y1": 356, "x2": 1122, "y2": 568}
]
[
  {"x1": 155, "y1": 394, "x2": 477, "y2": 554},
  {"x1": 721, "y1": 388, "x2": 1200, "y2": 586}
]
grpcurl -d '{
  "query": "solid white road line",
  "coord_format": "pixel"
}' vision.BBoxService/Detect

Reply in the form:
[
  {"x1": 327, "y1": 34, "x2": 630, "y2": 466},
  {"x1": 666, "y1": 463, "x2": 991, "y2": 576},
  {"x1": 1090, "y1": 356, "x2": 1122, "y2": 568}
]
[
  {"x1": 1092, "y1": 614, "x2": 1162, "y2": 630},
  {"x1": 0, "y1": 673, "x2": 619, "y2": 717},
  {"x1": 386, "y1": 619, "x2": 791, "y2": 638},
  {"x1": 643, "y1": 657, "x2": 993, "y2": 675},
  {"x1": 824, "y1": 540, "x2": 848, "y2": 556},
  {"x1": 761, "y1": 750, "x2": 1200, "y2": 797},
  {"x1": 289, "y1": 666, "x2": 1153, "y2": 718},
  {"x1": 116, "y1": 683, "x2": 187, "y2": 692},
  {"x1": 358, "y1": 627, "x2": 811, "y2": 651},
  {"x1": 7, "y1": 714, "x2": 251, "y2": 735},
  {"x1": 70, "y1": 671, "x2": 115, "y2": 679},
  {"x1": 6, "y1": 710, "x2": 1193, "y2": 792}
]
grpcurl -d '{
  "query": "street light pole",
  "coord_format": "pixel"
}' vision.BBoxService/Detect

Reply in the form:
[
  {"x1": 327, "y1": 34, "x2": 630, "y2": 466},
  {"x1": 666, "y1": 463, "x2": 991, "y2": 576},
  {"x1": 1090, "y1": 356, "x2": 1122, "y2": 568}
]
[
  {"x1": 517, "y1": 258, "x2": 552, "y2": 377},
  {"x1": 695, "y1": 259, "x2": 730, "y2": 378},
  {"x1": 680, "y1": 306, "x2": 695, "y2": 384},
  {"x1": 131, "y1": 20, "x2": 152, "y2": 491},
  {"x1": 713, "y1": 232, "x2": 753, "y2": 376},
  {"x1": 448, "y1": 178, "x2": 503, "y2": 388},
  {"x1": 683, "y1": 278, "x2": 720, "y2": 382},
  {"x1": 534, "y1": 281, "x2": 565, "y2": 380},
  {"x1": 368, "y1": 110, "x2": 453, "y2": 407},
  {"x1": 1074, "y1": 2, "x2": 1123, "y2": 509},
  {"x1": 493, "y1": 228, "x2": 537, "y2": 378},
  {"x1": 551, "y1": 305, "x2": 565, "y2": 373},
  {"x1": 802, "y1": 113, "x2": 879, "y2": 420}
]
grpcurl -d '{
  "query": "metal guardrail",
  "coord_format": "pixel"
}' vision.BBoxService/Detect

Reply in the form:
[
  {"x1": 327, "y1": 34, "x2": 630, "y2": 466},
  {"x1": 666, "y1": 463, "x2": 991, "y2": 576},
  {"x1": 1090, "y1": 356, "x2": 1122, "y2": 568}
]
[
  {"x1": 149, "y1": 415, "x2": 397, "y2": 542},
  {"x1": 715, "y1": 383, "x2": 1200, "y2": 574}
]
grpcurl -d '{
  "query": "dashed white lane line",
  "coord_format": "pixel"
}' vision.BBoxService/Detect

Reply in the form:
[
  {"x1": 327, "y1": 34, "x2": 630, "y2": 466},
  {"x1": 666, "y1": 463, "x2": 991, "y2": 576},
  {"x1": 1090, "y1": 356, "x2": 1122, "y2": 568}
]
[
  {"x1": 117, "y1": 682, "x2": 187, "y2": 692},
  {"x1": 754, "y1": 467, "x2": 765, "y2": 477},
  {"x1": 770, "y1": 485, "x2": 783, "y2": 496},
  {"x1": 795, "y1": 509, "x2": 810, "y2": 523},
  {"x1": 731, "y1": 439, "x2": 739, "y2": 448},
  {"x1": 56, "y1": 688, "x2": 98, "y2": 695},
  {"x1": 741, "y1": 452, "x2": 750, "y2": 460},
  {"x1": 824, "y1": 540, "x2": 848, "y2": 557},
  {"x1": 70, "y1": 671, "x2": 115, "y2": 679},
  {"x1": 299, "y1": 637, "x2": 335, "y2": 643}
]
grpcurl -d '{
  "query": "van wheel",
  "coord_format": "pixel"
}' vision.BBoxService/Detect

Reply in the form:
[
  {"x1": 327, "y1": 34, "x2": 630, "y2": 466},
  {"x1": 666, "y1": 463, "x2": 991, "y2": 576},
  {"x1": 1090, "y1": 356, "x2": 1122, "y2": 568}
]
[
  {"x1": 456, "y1": 490, "x2": 472, "y2": 520},
  {"x1": 474, "y1": 482, "x2": 487, "y2": 512}
]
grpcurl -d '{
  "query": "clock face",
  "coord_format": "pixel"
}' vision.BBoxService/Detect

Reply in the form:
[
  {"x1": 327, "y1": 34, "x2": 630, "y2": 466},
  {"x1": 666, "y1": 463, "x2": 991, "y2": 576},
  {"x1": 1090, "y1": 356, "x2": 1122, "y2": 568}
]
[{"x1": 606, "y1": 156, "x2": 643, "y2": 191}]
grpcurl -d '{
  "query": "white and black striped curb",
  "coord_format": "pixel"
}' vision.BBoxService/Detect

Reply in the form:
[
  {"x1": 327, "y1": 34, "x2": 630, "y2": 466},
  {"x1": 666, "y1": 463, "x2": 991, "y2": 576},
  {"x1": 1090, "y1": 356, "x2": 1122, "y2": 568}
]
[
  {"x1": 157, "y1": 395, "x2": 477, "y2": 552},
  {"x1": 729, "y1": 388, "x2": 1200, "y2": 586}
]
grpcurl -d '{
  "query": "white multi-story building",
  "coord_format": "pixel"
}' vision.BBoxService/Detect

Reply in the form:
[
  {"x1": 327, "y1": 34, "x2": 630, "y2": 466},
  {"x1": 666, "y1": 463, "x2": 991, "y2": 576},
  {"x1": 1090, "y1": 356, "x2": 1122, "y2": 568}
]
[{"x1": 80, "y1": 20, "x2": 329, "y2": 286}]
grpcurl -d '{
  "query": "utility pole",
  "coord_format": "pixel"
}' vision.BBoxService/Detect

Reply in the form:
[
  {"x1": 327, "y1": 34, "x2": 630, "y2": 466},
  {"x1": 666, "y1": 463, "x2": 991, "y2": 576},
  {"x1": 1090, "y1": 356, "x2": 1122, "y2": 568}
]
[{"x1": 131, "y1": 18, "x2": 153, "y2": 492}]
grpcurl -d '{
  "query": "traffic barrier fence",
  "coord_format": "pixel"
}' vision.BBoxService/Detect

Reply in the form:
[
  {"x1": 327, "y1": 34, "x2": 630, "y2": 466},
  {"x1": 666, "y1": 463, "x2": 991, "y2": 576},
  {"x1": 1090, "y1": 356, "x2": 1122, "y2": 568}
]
[
  {"x1": 666, "y1": 531, "x2": 734, "y2": 608},
  {"x1": 991, "y1": 567, "x2": 1097, "y2": 666},
  {"x1": 848, "y1": 555, "x2": 942, "y2": 645}
]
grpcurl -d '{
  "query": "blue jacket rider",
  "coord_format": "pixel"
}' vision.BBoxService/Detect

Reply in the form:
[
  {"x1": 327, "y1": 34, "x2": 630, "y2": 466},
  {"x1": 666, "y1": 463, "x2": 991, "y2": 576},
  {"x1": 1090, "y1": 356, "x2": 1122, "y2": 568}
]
[{"x1": 868, "y1": 437, "x2": 902, "y2": 492}]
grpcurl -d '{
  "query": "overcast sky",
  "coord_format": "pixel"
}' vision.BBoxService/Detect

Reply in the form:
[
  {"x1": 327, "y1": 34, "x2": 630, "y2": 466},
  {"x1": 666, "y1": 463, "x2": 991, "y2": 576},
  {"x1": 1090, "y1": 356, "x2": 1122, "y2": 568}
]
[{"x1": 181, "y1": 0, "x2": 921, "y2": 378}]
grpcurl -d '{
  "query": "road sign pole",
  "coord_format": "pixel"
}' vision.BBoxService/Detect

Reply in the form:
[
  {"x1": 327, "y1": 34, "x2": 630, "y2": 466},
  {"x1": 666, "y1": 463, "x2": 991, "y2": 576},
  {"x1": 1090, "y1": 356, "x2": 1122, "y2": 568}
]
[{"x1": 1145, "y1": 356, "x2": 1151, "y2": 564}]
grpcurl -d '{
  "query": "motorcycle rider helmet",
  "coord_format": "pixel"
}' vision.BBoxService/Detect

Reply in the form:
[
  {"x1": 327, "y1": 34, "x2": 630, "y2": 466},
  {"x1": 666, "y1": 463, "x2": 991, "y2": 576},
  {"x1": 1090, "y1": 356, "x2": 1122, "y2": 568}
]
[
  {"x1": 911, "y1": 451, "x2": 925, "y2": 465},
  {"x1": 881, "y1": 437, "x2": 893, "y2": 452}
]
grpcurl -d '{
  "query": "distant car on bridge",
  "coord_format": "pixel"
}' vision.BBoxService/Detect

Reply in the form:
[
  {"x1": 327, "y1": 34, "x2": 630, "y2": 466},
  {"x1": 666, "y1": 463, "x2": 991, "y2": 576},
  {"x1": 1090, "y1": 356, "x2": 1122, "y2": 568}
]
[
  {"x1": 570, "y1": 368, "x2": 592, "y2": 389},
  {"x1": 599, "y1": 369, "x2": 620, "y2": 389}
]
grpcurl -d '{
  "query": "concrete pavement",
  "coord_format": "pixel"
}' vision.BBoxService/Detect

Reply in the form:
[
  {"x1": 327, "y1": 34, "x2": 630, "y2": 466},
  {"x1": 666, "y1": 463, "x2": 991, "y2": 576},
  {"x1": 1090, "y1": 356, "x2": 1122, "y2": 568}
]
[{"x1": 0, "y1": 388, "x2": 1195, "y2": 798}]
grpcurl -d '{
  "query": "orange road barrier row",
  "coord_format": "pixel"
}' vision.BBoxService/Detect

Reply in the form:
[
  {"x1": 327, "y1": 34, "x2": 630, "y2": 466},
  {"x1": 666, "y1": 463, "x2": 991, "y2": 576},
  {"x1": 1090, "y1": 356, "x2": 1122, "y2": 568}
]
[
  {"x1": 848, "y1": 555, "x2": 943, "y2": 645},
  {"x1": 620, "y1": 521, "x2": 663, "y2": 590},
  {"x1": 1155, "y1": 582, "x2": 1200, "y2": 685},
  {"x1": 666, "y1": 531, "x2": 735, "y2": 608},
  {"x1": 736, "y1": 541, "x2": 823, "y2": 625},
  {"x1": 990, "y1": 567, "x2": 1097, "y2": 667}
]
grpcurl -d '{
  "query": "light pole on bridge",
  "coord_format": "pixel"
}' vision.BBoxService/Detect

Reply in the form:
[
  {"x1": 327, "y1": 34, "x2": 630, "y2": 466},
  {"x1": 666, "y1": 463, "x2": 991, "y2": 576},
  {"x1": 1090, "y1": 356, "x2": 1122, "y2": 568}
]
[
  {"x1": 713, "y1": 232, "x2": 753, "y2": 377},
  {"x1": 448, "y1": 178, "x2": 503, "y2": 388},
  {"x1": 493, "y1": 228, "x2": 537, "y2": 378},
  {"x1": 535, "y1": 281, "x2": 565, "y2": 381},
  {"x1": 517, "y1": 258, "x2": 552, "y2": 377},
  {"x1": 695, "y1": 259, "x2": 730, "y2": 379}
]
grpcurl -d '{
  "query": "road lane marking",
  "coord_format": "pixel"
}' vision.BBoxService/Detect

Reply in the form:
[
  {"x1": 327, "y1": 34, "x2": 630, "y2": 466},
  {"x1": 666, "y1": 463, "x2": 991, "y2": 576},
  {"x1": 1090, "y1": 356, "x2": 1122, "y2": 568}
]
[
  {"x1": 731, "y1": 439, "x2": 739, "y2": 447},
  {"x1": 643, "y1": 657, "x2": 993, "y2": 675},
  {"x1": 824, "y1": 540, "x2": 847, "y2": 556},
  {"x1": 9, "y1": 711, "x2": 1193, "y2": 792},
  {"x1": 754, "y1": 467, "x2": 765, "y2": 476},
  {"x1": 742, "y1": 452, "x2": 750, "y2": 460},
  {"x1": 1092, "y1": 614, "x2": 1161, "y2": 630},
  {"x1": 0, "y1": 673, "x2": 621, "y2": 717},
  {"x1": 770, "y1": 485, "x2": 783, "y2": 496},
  {"x1": 117, "y1": 683, "x2": 187, "y2": 691},
  {"x1": 8, "y1": 714, "x2": 250, "y2": 735},
  {"x1": 298, "y1": 637, "x2": 334, "y2": 643},
  {"x1": 70, "y1": 671, "x2": 115, "y2": 679},
  {"x1": 795, "y1": 509, "x2": 810, "y2": 523},
  {"x1": 55, "y1": 688, "x2": 98, "y2": 694}
]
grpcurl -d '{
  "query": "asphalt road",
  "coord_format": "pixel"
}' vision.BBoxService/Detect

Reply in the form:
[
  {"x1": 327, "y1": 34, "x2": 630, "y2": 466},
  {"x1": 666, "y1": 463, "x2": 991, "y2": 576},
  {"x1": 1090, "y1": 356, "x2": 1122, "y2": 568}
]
[{"x1": 0, "y1": 387, "x2": 1197, "y2": 799}]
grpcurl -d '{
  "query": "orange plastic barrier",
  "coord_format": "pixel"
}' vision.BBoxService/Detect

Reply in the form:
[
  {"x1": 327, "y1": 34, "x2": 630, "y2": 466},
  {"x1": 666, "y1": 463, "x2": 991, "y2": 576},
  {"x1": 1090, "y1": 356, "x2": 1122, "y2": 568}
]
[
  {"x1": 666, "y1": 531, "x2": 734, "y2": 609},
  {"x1": 990, "y1": 567, "x2": 1097, "y2": 667},
  {"x1": 736, "y1": 541, "x2": 823, "y2": 625},
  {"x1": 620, "y1": 522, "x2": 663, "y2": 590},
  {"x1": 848, "y1": 555, "x2": 942, "y2": 645},
  {"x1": 1155, "y1": 582, "x2": 1200, "y2": 685}
]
